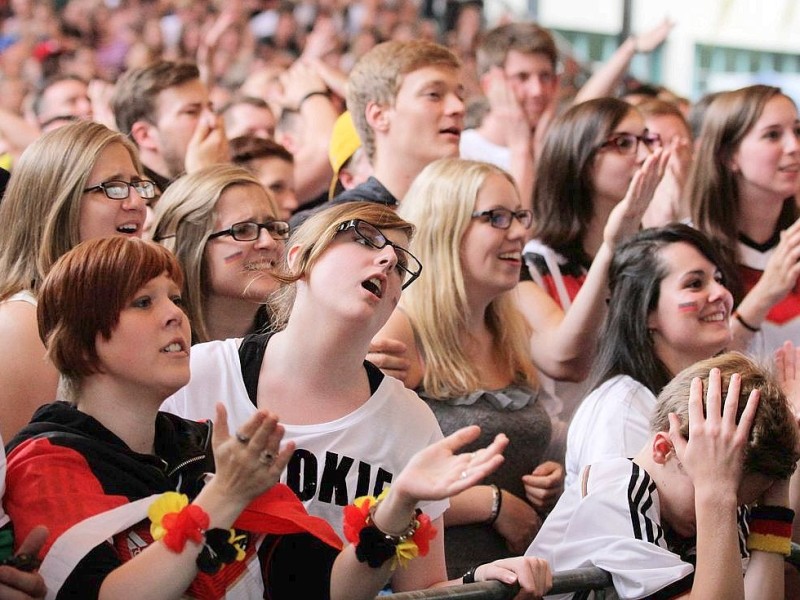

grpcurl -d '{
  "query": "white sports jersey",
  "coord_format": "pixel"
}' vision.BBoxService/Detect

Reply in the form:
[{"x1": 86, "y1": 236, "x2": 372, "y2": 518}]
[
  {"x1": 162, "y1": 337, "x2": 448, "y2": 538},
  {"x1": 565, "y1": 376, "x2": 656, "y2": 488},
  {"x1": 527, "y1": 458, "x2": 694, "y2": 600}
]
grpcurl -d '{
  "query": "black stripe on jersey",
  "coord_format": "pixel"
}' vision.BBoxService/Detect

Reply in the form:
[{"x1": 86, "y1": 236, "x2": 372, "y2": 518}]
[
  {"x1": 737, "y1": 505, "x2": 750, "y2": 558},
  {"x1": 627, "y1": 463, "x2": 662, "y2": 544}
]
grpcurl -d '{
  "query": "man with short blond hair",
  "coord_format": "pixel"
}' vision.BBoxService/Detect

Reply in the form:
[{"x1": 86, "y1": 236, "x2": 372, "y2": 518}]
[{"x1": 338, "y1": 39, "x2": 465, "y2": 207}]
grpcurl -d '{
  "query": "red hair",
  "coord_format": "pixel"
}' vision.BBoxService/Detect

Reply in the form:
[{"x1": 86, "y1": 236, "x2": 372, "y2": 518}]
[{"x1": 38, "y1": 237, "x2": 184, "y2": 383}]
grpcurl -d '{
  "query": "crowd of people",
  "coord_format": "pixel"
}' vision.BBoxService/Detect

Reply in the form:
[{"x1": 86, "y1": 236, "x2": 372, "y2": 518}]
[{"x1": 0, "y1": 1, "x2": 799, "y2": 600}]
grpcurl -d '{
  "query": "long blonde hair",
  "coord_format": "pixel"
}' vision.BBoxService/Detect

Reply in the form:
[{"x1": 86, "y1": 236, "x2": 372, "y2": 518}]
[
  {"x1": 0, "y1": 122, "x2": 141, "y2": 301},
  {"x1": 151, "y1": 164, "x2": 280, "y2": 343},
  {"x1": 399, "y1": 158, "x2": 537, "y2": 398}
]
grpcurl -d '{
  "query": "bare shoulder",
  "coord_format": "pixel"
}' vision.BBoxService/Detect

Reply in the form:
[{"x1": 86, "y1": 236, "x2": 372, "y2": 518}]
[{"x1": 0, "y1": 299, "x2": 60, "y2": 440}]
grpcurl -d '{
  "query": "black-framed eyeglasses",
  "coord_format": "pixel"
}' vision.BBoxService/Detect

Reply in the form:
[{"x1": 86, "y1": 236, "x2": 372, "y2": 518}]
[
  {"x1": 598, "y1": 132, "x2": 662, "y2": 155},
  {"x1": 83, "y1": 179, "x2": 157, "y2": 200},
  {"x1": 471, "y1": 208, "x2": 533, "y2": 230},
  {"x1": 208, "y1": 220, "x2": 291, "y2": 242},
  {"x1": 336, "y1": 219, "x2": 422, "y2": 290}
]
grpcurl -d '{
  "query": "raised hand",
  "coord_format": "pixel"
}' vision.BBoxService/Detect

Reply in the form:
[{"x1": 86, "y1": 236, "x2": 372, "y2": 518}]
[
  {"x1": 301, "y1": 17, "x2": 340, "y2": 62},
  {"x1": 484, "y1": 67, "x2": 531, "y2": 149},
  {"x1": 522, "y1": 461, "x2": 564, "y2": 513},
  {"x1": 278, "y1": 62, "x2": 328, "y2": 112},
  {"x1": 87, "y1": 79, "x2": 116, "y2": 130},
  {"x1": 603, "y1": 147, "x2": 669, "y2": 250},
  {"x1": 633, "y1": 18, "x2": 674, "y2": 53},
  {"x1": 642, "y1": 135, "x2": 692, "y2": 227},
  {"x1": 751, "y1": 217, "x2": 800, "y2": 308},
  {"x1": 184, "y1": 110, "x2": 229, "y2": 174},
  {"x1": 775, "y1": 340, "x2": 800, "y2": 426},
  {"x1": 209, "y1": 403, "x2": 295, "y2": 507},
  {"x1": 391, "y1": 426, "x2": 508, "y2": 505},
  {"x1": 668, "y1": 369, "x2": 760, "y2": 496}
]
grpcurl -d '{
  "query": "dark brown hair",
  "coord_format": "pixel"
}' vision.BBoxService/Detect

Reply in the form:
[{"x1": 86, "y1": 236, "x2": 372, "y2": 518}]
[{"x1": 532, "y1": 97, "x2": 634, "y2": 266}]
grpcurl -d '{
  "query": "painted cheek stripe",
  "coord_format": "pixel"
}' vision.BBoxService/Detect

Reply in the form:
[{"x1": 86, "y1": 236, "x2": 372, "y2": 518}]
[
  {"x1": 223, "y1": 251, "x2": 244, "y2": 263},
  {"x1": 678, "y1": 301, "x2": 698, "y2": 312}
]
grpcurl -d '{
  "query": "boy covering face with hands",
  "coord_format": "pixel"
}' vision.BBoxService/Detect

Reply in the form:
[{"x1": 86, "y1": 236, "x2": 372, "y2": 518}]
[{"x1": 528, "y1": 353, "x2": 799, "y2": 600}]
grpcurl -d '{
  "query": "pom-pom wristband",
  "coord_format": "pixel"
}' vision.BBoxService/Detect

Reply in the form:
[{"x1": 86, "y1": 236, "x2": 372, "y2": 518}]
[
  {"x1": 746, "y1": 505, "x2": 795, "y2": 556},
  {"x1": 342, "y1": 487, "x2": 437, "y2": 569},
  {"x1": 148, "y1": 492, "x2": 247, "y2": 574}
]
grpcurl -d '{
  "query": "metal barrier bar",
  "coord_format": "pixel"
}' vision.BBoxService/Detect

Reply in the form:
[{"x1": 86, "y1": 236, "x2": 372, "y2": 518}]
[
  {"x1": 379, "y1": 567, "x2": 613, "y2": 599},
  {"x1": 380, "y1": 541, "x2": 800, "y2": 599}
]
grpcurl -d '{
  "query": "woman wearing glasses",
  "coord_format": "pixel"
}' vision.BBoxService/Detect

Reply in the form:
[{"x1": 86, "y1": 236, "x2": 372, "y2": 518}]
[
  {"x1": 526, "y1": 97, "x2": 663, "y2": 313},
  {"x1": 163, "y1": 202, "x2": 518, "y2": 592},
  {"x1": 368, "y1": 157, "x2": 665, "y2": 577},
  {"x1": 6, "y1": 236, "x2": 547, "y2": 599},
  {"x1": 151, "y1": 165, "x2": 288, "y2": 343},
  {"x1": 0, "y1": 121, "x2": 153, "y2": 441},
  {"x1": 687, "y1": 85, "x2": 800, "y2": 356},
  {"x1": 519, "y1": 97, "x2": 668, "y2": 448}
]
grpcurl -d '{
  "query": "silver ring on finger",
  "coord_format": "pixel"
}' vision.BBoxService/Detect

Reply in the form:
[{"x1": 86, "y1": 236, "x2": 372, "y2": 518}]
[
  {"x1": 460, "y1": 470, "x2": 468, "y2": 479},
  {"x1": 235, "y1": 431, "x2": 250, "y2": 444},
  {"x1": 258, "y1": 451, "x2": 275, "y2": 466}
]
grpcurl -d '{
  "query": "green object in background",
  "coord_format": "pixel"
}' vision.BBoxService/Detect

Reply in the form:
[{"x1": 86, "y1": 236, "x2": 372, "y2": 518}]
[{"x1": 0, "y1": 527, "x2": 13, "y2": 561}]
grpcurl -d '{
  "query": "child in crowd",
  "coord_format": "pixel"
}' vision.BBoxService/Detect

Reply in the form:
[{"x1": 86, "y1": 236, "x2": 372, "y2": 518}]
[{"x1": 529, "y1": 352, "x2": 799, "y2": 600}]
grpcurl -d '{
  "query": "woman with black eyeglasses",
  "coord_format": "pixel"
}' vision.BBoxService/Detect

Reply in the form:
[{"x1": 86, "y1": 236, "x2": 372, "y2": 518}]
[
  {"x1": 515, "y1": 98, "x2": 669, "y2": 457},
  {"x1": 526, "y1": 97, "x2": 664, "y2": 313},
  {"x1": 162, "y1": 201, "x2": 544, "y2": 592},
  {"x1": 366, "y1": 157, "x2": 665, "y2": 578},
  {"x1": 0, "y1": 121, "x2": 154, "y2": 441},
  {"x1": 151, "y1": 164, "x2": 289, "y2": 344}
]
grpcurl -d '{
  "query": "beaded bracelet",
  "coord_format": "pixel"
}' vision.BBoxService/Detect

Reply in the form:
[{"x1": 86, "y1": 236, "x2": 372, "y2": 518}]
[
  {"x1": 746, "y1": 505, "x2": 795, "y2": 556},
  {"x1": 148, "y1": 492, "x2": 247, "y2": 574},
  {"x1": 342, "y1": 488, "x2": 437, "y2": 569}
]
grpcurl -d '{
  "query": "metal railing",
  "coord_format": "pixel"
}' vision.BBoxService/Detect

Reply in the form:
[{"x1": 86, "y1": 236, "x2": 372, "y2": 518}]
[
  {"x1": 379, "y1": 567, "x2": 613, "y2": 599},
  {"x1": 381, "y1": 545, "x2": 800, "y2": 600}
]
